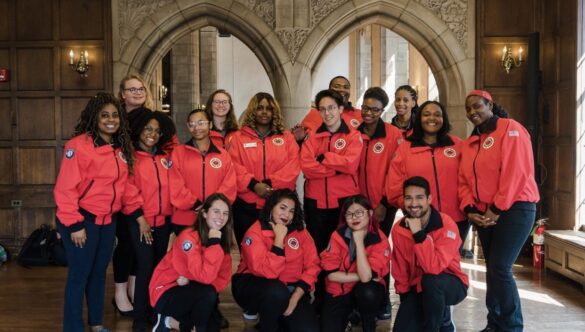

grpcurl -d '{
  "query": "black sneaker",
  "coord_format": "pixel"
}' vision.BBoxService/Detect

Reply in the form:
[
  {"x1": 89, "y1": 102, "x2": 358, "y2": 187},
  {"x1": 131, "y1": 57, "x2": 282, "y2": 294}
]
[
  {"x1": 152, "y1": 314, "x2": 170, "y2": 332},
  {"x1": 377, "y1": 303, "x2": 392, "y2": 320},
  {"x1": 213, "y1": 307, "x2": 229, "y2": 329}
]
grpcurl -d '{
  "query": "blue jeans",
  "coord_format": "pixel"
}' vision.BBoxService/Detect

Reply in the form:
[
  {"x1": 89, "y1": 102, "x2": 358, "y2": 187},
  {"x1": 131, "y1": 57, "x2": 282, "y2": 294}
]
[
  {"x1": 476, "y1": 202, "x2": 536, "y2": 332},
  {"x1": 57, "y1": 215, "x2": 117, "y2": 332}
]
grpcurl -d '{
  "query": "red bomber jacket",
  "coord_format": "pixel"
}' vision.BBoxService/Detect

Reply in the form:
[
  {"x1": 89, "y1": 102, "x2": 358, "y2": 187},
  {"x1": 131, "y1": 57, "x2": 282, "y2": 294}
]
[
  {"x1": 54, "y1": 134, "x2": 143, "y2": 231},
  {"x1": 149, "y1": 229, "x2": 231, "y2": 307},
  {"x1": 300, "y1": 120, "x2": 363, "y2": 209},
  {"x1": 357, "y1": 120, "x2": 403, "y2": 209},
  {"x1": 236, "y1": 220, "x2": 321, "y2": 293},
  {"x1": 391, "y1": 208, "x2": 469, "y2": 295},
  {"x1": 458, "y1": 116, "x2": 539, "y2": 215},
  {"x1": 320, "y1": 226, "x2": 391, "y2": 297},
  {"x1": 228, "y1": 126, "x2": 300, "y2": 209},
  {"x1": 387, "y1": 134, "x2": 465, "y2": 222},
  {"x1": 169, "y1": 140, "x2": 237, "y2": 226}
]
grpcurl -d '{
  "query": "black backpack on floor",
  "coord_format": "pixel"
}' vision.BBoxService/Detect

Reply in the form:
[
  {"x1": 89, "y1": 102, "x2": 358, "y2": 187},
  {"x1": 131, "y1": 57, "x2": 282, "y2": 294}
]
[{"x1": 17, "y1": 224, "x2": 67, "y2": 267}]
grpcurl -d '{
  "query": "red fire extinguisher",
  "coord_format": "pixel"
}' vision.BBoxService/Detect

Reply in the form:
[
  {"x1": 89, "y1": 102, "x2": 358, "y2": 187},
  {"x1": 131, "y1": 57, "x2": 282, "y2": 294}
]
[{"x1": 532, "y1": 218, "x2": 548, "y2": 269}]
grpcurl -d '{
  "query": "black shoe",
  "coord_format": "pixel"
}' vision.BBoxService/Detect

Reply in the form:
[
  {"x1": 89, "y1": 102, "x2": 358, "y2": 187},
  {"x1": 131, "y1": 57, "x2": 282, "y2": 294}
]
[
  {"x1": 152, "y1": 313, "x2": 170, "y2": 332},
  {"x1": 376, "y1": 303, "x2": 392, "y2": 320},
  {"x1": 479, "y1": 326, "x2": 497, "y2": 332},
  {"x1": 112, "y1": 298, "x2": 133, "y2": 317},
  {"x1": 348, "y1": 310, "x2": 361, "y2": 326},
  {"x1": 214, "y1": 307, "x2": 229, "y2": 329}
]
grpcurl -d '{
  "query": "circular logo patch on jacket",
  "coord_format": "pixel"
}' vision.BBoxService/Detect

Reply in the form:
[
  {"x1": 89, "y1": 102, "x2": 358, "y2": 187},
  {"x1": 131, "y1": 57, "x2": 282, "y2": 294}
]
[
  {"x1": 373, "y1": 142, "x2": 384, "y2": 154},
  {"x1": 482, "y1": 137, "x2": 495, "y2": 150},
  {"x1": 334, "y1": 138, "x2": 346, "y2": 150},
  {"x1": 209, "y1": 157, "x2": 222, "y2": 169},
  {"x1": 161, "y1": 158, "x2": 172, "y2": 169},
  {"x1": 119, "y1": 152, "x2": 128, "y2": 163},
  {"x1": 65, "y1": 148, "x2": 75, "y2": 159},
  {"x1": 244, "y1": 237, "x2": 252, "y2": 246},
  {"x1": 182, "y1": 240, "x2": 192, "y2": 252},
  {"x1": 272, "y1": 137, "x2": 284, "y2": 146},
  {"x1": 288, "y1": 237, "x2": 299, "y2": 250},
  {"x1": 350, "y1": 119, "x2": 360, "y2": 127},
  {"x1": 443, "y1": 148, "x2": 457, "y2": 158}
]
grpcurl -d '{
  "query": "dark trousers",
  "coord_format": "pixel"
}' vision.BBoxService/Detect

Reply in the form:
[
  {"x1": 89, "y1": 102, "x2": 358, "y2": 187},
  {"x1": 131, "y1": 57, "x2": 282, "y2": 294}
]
[
  {"x1": 457, "y1": 220, "x2": 472, "y2": 248},
  {"x1": 476, "y1": 202, "x2": 536, "y2": 332},
  {"x1": 57, "y1": 216, "x2": 117, "y2": 332},
  {"x1": 379, "y1": 206, "x2": 396, "y2": 308},
  {"x1": 321, "y1": 281, "x2": 385, "y2": 332},
  {"x1": 113, "y1": 213, "x2": 136, "y2": 283},
  {"x1": 231, "y1": 273, "x2": 319, "y2": 332},
  {"x1": 233, "y1": 197, "x2": 260, "y2": 249},
  {"x1": 154, "y1": 282, "x2": 219, "y2": 332},
  {"x1": 393, "y1": 273, "x2": 467, "y2": 332},
  {"x1": 129, "y1": 217, "x2": 171, "y2": 331}
]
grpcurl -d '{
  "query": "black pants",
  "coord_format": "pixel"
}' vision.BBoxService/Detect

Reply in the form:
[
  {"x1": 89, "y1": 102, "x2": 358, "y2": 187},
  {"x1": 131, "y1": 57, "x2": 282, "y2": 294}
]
[
  {"x1": 231, "y1": 274, "x2": 319, "y2": 332},
  {"x1": 321, "y1": 281, "x2": 385, "y2": 332},
  {"x1": 456, "y1": 220, "x2": 472, "y2": 249},
  {"x1": 233, "y1": 198, "x2": 260, "y2": 249},
  {"x1": 393, "y1": 273, "x2": 467, "y2": 332},
  {"x1": 129, "y1": 217, "x2": 171, "y2": 331},
  {"x1": 112, "y1": 213, "x2": 136, "y2": 283},
  {"x1": 154, "y1": 282, "x2": 219, "y2": 332},
  {"x1": 379, "y1": 206, "x2": 396, "y2": 309}
]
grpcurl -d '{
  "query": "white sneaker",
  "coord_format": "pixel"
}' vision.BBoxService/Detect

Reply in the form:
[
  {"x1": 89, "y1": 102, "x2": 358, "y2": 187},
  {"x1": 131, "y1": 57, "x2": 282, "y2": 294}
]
[{"x1": 242, "y1": 310, "x2": 258, "y2": 320}]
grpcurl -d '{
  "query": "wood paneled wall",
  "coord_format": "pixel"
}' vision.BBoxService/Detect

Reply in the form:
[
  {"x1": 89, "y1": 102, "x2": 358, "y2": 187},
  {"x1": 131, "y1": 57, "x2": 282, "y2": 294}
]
[
  {"x1": 0, "y1": 0, "x2": 112, "y2": 251},
  {"x1": 476, "y1": 0, "x2": 577, "y2": 229}
]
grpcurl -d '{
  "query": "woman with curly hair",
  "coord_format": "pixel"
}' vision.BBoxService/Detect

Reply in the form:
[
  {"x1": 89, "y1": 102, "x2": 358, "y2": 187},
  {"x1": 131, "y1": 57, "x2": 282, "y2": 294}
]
[
  {"x1": 54, "y1": 92, "x2": 144, "y2": 332},
  {"x1": 228, "y1": 92, "x2": 301, "y2": 247},
  {"x1": 205, "y1": 89, "x2": 239, "y2": 148}
]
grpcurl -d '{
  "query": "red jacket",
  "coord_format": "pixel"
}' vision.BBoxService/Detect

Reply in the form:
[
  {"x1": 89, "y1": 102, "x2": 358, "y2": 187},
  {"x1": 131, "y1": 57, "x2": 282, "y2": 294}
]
[
  {"x1": 458, "y1": 117, "x2": 540, "y2": 214},
  {"x1": 320, "y1": 226, "x2": 391, "y2": 297},
  {"x1": 210, "y1": 128, "x2": 236, "y2": 150},
  {"x1": 169, "y1": 140, "x2": 237, "y2": 226},
  {"x1": 236, "y1": 221, "x2": 321, "y2": 292},
  {"x1": 301, "y1": 106, "x2": 362, "y2": 133},
  {"x1": 391, "y1": 208, "x2": 469, "y2": 294},
  {"x1": 301, "y1": 121, "x2": 363, "y2": 209},
  {"x1": 54, "y1": 134, "x2": 142, "y2": 230},
  {"x1": 122, "y1": 149, "x2": 172, "y2": 227},
  {"x1": 149, "y1": 228, "x2": 232, "y2": 307},
  {"x1": 228, "y1": 126, "x2": 300, "y2": 209},
  {"x1": 387, "y1": 134, "x2": 465, "y2": 222},
  {"x1": 358, "y1": 120, "x2": 403, "y2": 209}
]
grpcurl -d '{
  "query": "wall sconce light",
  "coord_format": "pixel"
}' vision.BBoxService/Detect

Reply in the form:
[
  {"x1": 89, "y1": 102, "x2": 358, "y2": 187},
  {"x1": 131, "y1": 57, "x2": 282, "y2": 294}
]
[
  {"x1": 69, "y1": 49, "x2": 90, "y2": 77},
  {"x1": 501, "y1": 46, "x2": 523, "y2": 74}
]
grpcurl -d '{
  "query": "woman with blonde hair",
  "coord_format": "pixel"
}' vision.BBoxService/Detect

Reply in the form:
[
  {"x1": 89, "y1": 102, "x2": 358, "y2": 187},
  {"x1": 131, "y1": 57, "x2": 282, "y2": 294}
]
[{"x1": 228, "y1": 92, "x2": 300, "y2": 247}]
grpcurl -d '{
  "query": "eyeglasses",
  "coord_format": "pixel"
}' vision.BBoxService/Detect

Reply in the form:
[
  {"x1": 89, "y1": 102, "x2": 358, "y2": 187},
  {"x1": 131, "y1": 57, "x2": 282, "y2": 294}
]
[
  {"x1": 124, "y1": 87, "x2": 146, "y2": 94},
  {"x1": 361, "y1": 105, "x2": 384, "y2": 114},
  {"x1": 345, "y1": 209, "x2": 366, "y2": 220},
  {"x1": 143, "y1": 126, "x2": 162, "y2": 136},
  {"x1": 212, "y1": 100, "x2": 229, "y2": 106},
  {"x1": 318, "y1": 105, "x2": 339, "y2": 113},
  {"x1": 187, "y1": 120, "x2": 210, "y2": 129}
]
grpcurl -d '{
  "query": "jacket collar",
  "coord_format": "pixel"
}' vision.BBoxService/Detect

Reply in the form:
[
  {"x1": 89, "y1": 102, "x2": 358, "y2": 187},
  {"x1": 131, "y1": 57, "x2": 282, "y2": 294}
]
[
  {"x1": 399, "y1": 207, "x2": 443, "y2": 233},
  {"x1": 336, "y1": 225, "x2": 381, "y2": 247},
  {"x1": 358, "y1": 119, "x2": 386, "y2": 139},
  {"x1": 472, "y1": 115, "x2": 500, "y2": 136},
  {"x1": 133, "y1": 142, "x2": 164, "y2": 156},
  {"x1": 242, "y1": 125, "x2": 275, "y2": 138},
  {"x1": 91, "y1": 133, "x2": 120, "y2": 149},
  {"x1": 316, "y1": 118, "x2": 351, "y2": 135},
  {"x1": 186, "y1": 138, "x2": 221, "y2": 154},
  {"x1": 408, "y1": 134, "x2": 455, "y2": 148}
]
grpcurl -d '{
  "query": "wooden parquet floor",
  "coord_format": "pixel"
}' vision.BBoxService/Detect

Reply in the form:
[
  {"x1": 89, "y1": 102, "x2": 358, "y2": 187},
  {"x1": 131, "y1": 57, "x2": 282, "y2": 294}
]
[{"x1": 0, "y1": 255, "x2": 584, "y2": 331}]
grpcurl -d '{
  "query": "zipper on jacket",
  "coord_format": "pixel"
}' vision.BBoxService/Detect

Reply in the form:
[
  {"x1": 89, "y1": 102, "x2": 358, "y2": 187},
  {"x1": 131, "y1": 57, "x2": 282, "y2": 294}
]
[
  {"x1": 364, "y1": 140, "x2": 370, "y2": 199},
  {"x1": 202, "y1": 154, "x2": 207, "y2": 199},
  {"x1": 472, "y1": 142, "x2": 481, "y2": 202},
  {"x1": 110, "y1": 150, "x2": 121, "y2": 225},
  {"x1": 430, "y1": 149, "x2": 442, "y2": 211},
  {"x1": 325, "y1": 136, "x2": 331, "y2": 209},
  {"x1": 78, "y1": 179, "x2": 95, "y2": 200},
  {"x1": 153, "y1": 156, "x2": 162, "y2": 227},
  {"x1": 262, "y1": 137, "x2": 267, "y2": 180}
]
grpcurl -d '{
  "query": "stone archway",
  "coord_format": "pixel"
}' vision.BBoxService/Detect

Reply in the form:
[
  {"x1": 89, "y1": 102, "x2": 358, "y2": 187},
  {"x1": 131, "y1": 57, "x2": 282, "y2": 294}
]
[{"x1": 112, "y1": 0, "x2": 474, "y2": 135}]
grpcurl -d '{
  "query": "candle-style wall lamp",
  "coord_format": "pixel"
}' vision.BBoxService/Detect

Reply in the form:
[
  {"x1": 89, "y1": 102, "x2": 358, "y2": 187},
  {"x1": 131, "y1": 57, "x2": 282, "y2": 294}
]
[
  {"x1": 501, "y1": 45, "x2": 523, "y2": 74},
  {"x1": 69, "y1": 49, "x2": 90, "y2": 77}
]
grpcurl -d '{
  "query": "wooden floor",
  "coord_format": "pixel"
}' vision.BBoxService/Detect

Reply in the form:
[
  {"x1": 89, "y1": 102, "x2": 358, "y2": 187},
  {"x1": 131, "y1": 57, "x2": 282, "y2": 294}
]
[{"x1": 1, "y1": 254, "x2": 584, "y2": 332}]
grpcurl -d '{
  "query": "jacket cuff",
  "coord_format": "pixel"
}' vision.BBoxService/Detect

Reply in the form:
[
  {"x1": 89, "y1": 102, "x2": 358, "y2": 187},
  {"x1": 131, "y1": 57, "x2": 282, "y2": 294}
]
[
  {"x1": 271, "y1": 245, "x2": 285, "y2": 256},
  {"x1": 323, "y1": 268, "x2": 339, "y2": 276},
  {"x1": 263, "y1": 178, "x2": 272, "y2": 187},
  {"x1": 67, "y1": 222, "x2": 85, "y2": 232},
  {"x1": 489, "y1": 204, "x2": 503, "y2": 215},
  {"x1": 192, "y1": 200, "x2": 202, "y2": 211},
  {"x1": 316, "y1": 154, "x2": 325, "y2": 163},
  {"x1": 205, "y1": 237, "x2": 221, "y2": 247},
  {"x1": 128, "y1": 208, "x2": 144, "y2": 221},
  {"x1": 247, "y1": 179, "x2": 260, "y2": 191},
  {"x1": 413, "y1": 230, "x2": 427, "y2": 244},
  {"x1": 290, "y1": 280, "x2": 310, "y2": 293},
  {"x1": 463, "y1": 205, "x2": 479, "y2": 214}
]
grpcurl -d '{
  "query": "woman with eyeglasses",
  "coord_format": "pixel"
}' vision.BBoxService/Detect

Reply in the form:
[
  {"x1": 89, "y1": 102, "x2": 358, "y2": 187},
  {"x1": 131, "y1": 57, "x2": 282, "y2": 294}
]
[
  {"x1": 205, "y1": 89, "x2": 239, "y2": 149},
  {"x1": 391, "y1": 85, "x2": 419, "y2": 135},
  {"x1": 356, "y1": 87, "x2": 402, "y2": 320},
  {"x1": 228, "y1": 92, "x2": 301, "y2": 248},
  {"x1": 123, "y1": 111, "x2": 175, "y2": 332},
  {"x1": 320, "y1": 195, "x2": 391, "y2": 332},
  {"x1": 113, "y1": 75, "x2": 178, "y2": 316}
]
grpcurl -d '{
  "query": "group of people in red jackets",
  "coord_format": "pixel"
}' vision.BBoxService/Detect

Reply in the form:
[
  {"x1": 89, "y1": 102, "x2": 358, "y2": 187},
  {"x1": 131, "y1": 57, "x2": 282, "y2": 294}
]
[{"x1": 53, "y1": 74, "x2": 539, "y2": 332}]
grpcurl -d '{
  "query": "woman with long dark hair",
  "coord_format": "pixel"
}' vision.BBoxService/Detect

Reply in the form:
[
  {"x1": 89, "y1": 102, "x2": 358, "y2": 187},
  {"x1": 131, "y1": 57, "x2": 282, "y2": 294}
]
[{"x1": 54, "y1": 92, "x2": 142, "y2": 332}]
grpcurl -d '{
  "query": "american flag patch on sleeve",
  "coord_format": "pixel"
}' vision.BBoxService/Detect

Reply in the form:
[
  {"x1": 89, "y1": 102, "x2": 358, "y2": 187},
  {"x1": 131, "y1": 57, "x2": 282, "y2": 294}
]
[
  {"x1": 447, "y1": 230, "x2": 456, "y2": 240},
  {"x1": 508, "y1": 130, "x2": 519, "y2": 137}
]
